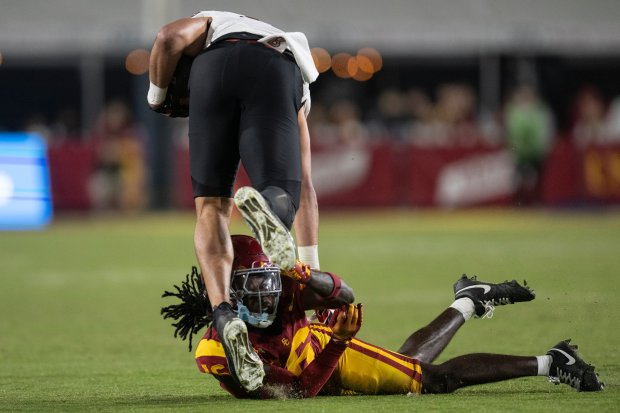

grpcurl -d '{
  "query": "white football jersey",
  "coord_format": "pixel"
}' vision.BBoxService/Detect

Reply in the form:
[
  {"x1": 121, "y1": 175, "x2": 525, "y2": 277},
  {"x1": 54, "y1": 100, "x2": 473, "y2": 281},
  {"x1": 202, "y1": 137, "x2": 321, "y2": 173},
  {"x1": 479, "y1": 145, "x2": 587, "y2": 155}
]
[{"x1": 193, "y1": 11, "x2": 283, "y2": 46}]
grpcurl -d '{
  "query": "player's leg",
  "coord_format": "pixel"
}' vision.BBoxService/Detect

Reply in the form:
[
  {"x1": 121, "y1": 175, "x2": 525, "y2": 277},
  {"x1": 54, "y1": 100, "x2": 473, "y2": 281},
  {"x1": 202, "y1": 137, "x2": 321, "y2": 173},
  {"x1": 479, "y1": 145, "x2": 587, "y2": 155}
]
[
  {"x1": 421, "y1": 339, "x2": 603, "y2": 393},
  {"x1": 396, "y1": 308, "x2": 465, "y2": 363},
  {"x1": 420, "y1": 354, "x2": 538, "y2": 393},
  {"x1": 188, "y1": 43, "x2": 264, "y2": 391},
  {"x1": 398, "y1": 275, "x2": 536, "y2": 363},
  {"x1": 293, "y1": 108, "x2": 321, "y2": 269},
  {"x1": 235, "y1": 43, "x2": 304, "y2": 269}
]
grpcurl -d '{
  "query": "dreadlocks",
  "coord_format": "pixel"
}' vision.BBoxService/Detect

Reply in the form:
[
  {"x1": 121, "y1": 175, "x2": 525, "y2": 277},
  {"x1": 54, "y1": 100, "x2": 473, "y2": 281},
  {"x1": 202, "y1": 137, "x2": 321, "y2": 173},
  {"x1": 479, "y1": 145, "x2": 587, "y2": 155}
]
[{"x1": 161, "y1": 266, "x2": 212, "y2": 351}]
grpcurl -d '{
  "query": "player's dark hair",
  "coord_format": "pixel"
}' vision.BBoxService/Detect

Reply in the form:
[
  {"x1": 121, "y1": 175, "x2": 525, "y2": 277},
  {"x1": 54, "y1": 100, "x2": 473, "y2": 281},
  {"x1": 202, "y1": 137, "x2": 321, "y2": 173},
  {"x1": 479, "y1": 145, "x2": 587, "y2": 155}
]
[{"x1": 161, "y1": 266, "x2": 212, "y2": 351}]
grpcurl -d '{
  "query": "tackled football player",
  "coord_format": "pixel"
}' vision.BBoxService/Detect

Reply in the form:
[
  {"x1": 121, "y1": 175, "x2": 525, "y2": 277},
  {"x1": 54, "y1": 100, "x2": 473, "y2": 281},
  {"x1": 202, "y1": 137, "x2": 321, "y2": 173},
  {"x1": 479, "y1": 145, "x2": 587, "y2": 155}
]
[{"x1": 162, "y1": 236, "x2": 604, "y2": 398}]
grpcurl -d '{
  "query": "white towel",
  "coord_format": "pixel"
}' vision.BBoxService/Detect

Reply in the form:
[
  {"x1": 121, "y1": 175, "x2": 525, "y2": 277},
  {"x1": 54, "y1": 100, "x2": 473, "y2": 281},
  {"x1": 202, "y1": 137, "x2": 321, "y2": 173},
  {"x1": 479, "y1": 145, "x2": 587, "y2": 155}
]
[{"x1": 259, "y1": 32, "x2": 319, "y2": 84}]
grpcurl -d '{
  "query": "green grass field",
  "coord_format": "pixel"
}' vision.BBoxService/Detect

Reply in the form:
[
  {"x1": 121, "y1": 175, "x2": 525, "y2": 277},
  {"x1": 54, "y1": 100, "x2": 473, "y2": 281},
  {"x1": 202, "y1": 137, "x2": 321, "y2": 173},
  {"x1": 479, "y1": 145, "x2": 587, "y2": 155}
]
[{"x1": 1, "y1": 209, "x2": 619, "y2": 412}]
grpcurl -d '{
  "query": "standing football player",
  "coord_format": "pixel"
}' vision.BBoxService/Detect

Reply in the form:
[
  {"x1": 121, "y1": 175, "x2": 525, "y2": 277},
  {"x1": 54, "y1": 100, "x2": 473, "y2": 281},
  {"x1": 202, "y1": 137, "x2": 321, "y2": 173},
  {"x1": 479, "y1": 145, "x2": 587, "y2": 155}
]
[{"x1": 148, "y1": 11, "x2": 321, "y2": 391}]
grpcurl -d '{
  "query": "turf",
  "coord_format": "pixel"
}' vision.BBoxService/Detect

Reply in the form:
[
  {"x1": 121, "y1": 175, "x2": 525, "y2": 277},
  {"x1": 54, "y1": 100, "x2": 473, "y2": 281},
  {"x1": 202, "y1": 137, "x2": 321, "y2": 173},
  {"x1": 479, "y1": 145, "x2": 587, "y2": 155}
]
[{"x1": 1, "y1": 209, "x2": 618, "y2": 412}]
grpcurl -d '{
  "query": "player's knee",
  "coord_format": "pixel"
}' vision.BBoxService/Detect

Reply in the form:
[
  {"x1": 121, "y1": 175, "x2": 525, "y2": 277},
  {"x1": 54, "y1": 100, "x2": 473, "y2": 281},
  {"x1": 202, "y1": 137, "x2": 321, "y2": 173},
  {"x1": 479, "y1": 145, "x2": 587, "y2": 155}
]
[
  {"x1": 260, "y1": 186, "x2": 297, "y2": 229},
  {"x1": 421, "y1": 365, "x2": 458, "y2": 394}
]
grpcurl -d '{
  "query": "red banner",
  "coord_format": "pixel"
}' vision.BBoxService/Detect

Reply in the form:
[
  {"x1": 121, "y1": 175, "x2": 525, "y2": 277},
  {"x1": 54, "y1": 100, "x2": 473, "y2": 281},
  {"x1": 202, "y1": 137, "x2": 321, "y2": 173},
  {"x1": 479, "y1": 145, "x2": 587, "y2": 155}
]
[{"x1": 45, "y1": 137, "x2": 620, "y2": 210}]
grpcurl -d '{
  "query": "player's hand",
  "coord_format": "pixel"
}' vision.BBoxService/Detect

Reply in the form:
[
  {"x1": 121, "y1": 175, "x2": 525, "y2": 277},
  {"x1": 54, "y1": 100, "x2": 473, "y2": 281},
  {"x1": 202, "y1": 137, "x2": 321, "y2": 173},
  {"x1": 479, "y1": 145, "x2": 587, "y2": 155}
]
[
  {"x1": 331, "y1": 303, "x2": 362, "y2": 342},
  {"x1": 281, "y1": 260, "x2": 312, "y2": 284},
  {"x1": 148, "y1": 95, "x2": 189, "y2": 118},
  {"x1": 148, "y1": 55, "x2": 193, "y2": 118}
]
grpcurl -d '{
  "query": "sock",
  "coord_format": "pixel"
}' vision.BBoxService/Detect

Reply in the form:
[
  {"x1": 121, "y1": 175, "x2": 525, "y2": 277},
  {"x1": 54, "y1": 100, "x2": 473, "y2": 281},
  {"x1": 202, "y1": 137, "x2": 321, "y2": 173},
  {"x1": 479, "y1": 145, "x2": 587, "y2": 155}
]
[
  {"x1": 298, "y1": 245, "x2": 320, "y2": 269},
  {"x1": 449, "y1": 298, "x2": 475, "y2": 320},
  {"x1": 536, "y1": 355, "x2": 552, "y2": 376}
]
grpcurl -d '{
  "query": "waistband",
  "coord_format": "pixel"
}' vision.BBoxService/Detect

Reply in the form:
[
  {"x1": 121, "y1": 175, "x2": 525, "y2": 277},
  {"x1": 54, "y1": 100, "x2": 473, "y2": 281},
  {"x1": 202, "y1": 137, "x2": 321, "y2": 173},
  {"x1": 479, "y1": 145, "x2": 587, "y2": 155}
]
[
  {"x1": 215, "y1": 32, "x2": 263, "y2": 42},
  {"x1": 211, "y1": 32, "x2": 295, "y2": 61}
]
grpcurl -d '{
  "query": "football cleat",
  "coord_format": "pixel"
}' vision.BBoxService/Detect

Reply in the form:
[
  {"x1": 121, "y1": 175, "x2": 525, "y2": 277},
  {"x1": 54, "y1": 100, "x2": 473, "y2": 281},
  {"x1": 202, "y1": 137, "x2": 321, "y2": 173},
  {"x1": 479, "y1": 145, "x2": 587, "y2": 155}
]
[
  {"x1": 234, "y1": 186, "x2": 296, "y2": 271},
  {"x1": 213, "y1": 303, "x2": 265, "y2": 391},
  {"x1": 453, "y1": 274, "x2": 535, "y2": 318},
  {"x1": 547, "y1": 339, "x2": 604, "y2": 392}
]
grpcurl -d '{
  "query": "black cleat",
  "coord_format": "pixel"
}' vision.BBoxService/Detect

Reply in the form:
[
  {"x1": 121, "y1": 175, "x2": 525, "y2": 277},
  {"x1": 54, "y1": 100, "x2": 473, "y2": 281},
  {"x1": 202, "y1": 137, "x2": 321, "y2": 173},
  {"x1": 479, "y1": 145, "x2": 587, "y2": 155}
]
[
  {"x1": 213, "y1": 302, "x2": 264, "y2": 391},
  {"x1": 453, "y1": 274, "x2": 535, "y2": 318},
  {"x1": 547, "y1": 339, "x2": 604, "y2": 392}
]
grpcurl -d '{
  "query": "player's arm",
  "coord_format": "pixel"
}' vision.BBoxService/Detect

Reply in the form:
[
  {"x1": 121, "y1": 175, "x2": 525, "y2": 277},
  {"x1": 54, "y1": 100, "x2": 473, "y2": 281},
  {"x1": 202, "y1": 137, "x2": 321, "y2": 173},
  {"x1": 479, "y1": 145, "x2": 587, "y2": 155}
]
[
  {"x1": 215, "y1": 304, "x2": 363, "y2": 399},
  {"x1": 265, "y1": 303, "x2": 362, "y2": 397},
  {"x1": 303, "y1": 270, "x2": 354, "y2": 310},
  {"x1": 148, "y1": 16, "x2": 209, "y2": 108}
]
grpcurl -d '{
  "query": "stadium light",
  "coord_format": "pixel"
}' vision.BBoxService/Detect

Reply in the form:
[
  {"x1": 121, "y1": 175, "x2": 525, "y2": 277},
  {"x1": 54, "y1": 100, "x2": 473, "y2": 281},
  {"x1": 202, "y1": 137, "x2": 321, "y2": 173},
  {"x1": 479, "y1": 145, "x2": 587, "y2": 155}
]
[
  {"x1": 357, "y1": 47, "x2": 383, "y2": 73},
  {"x1": 311, "y1": 47, "x2": 331, "y2": 73},
  {"x1": 125, "y1": 49, "x2": 150, "y2": 75},
  {"x1": 332, "y1": 53, "x2": 353, "y2": 79}
]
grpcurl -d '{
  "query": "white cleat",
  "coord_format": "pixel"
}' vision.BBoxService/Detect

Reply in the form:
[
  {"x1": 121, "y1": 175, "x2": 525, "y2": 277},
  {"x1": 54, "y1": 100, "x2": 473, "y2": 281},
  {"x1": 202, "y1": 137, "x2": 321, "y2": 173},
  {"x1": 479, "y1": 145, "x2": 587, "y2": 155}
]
[
  {"x1": 221, "y1": 318, "x2": 265, "y2": 391},
  {"x1": 234, "y1": 186, "x2": 296, "y2": 270}
]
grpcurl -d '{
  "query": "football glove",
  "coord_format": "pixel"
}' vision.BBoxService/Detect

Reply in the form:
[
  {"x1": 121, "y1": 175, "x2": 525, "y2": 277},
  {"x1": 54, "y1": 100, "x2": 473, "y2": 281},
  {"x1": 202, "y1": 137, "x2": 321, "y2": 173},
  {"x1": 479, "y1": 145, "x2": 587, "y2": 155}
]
[
  {"x1": 152, "y1": 54, "x2": 193, "y2": 118},
  {"x1": 331, "y1": 303, "x2": 363, "y2": 342},
  {"x1": 281, "y1": 260, "x2": 312, "y2": 284}
]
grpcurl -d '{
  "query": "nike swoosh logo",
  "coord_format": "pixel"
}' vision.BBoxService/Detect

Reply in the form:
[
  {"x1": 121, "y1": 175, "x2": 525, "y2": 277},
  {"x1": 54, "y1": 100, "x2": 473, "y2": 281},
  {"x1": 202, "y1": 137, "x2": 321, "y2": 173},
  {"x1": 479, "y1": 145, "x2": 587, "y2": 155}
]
[
  {"x1": 456, "y1": 284, "x2": 491, "y2": 294},
  {"x1": 549, "y1": 348, "x2": 576, "y2": 365}
]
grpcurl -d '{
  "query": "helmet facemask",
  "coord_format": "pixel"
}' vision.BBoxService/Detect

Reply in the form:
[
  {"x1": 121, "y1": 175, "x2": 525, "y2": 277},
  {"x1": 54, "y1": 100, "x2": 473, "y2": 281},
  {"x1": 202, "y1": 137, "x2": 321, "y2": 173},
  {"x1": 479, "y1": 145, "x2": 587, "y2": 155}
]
[{"x1": 231, "y1": 264, "x2": 282, "y2": 328}]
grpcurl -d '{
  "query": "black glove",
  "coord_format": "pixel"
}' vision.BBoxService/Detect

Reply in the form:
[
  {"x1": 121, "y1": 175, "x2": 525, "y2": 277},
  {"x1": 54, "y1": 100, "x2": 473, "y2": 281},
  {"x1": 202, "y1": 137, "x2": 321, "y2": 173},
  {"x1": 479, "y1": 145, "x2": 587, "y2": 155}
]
[{"x1": 152, "y1": 55, "x2": 194, "y2": 118}]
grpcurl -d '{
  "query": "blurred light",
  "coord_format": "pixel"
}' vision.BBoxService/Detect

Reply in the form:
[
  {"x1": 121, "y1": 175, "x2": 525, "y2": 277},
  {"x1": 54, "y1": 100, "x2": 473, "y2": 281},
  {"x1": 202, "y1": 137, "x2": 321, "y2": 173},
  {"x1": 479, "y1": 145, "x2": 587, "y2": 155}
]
[
  {"x1": 0, "y1": 52, "x2": 3, "y2": 66},
  {"x1": 346, "y1": 57, "x2": 359, "y2": 77},
  {"x1": 355, "y1": 54, "x2": 374, "y2": 74},
  {"x1": 352, "y1": 66, "x2": 373, "y2": 81},
  {"x1": 311, "y1": 47, "x2": 331, "y2": 73},
  {"x1": 332, "y1": 53, "x2": 353, "y2": 79},
  {"x1": 357, "y1": 47, "x2": 383, "y2": 72},
  {"x1": 0, "y1": 133, "x2": 53, "y2": 230},
  {"x1": 351, "y1": 54, "x2": 374, "y2": 81},
  {"x1": 125, "y1": 49, "x2": 150, "y2": 75}
]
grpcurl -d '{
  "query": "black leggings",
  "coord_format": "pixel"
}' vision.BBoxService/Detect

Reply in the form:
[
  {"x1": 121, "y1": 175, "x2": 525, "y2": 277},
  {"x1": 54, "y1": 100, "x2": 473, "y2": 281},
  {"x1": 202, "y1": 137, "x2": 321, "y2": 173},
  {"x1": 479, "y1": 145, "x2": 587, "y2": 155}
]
[{"x1": 188, "y1": 38, "x2": 303, "y2": 210}]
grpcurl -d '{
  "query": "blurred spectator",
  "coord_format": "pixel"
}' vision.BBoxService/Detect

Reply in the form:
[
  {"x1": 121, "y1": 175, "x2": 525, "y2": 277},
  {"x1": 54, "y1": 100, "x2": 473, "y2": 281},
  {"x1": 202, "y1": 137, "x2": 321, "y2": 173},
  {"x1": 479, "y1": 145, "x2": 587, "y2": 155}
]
[
  {"x1": 376, "y1": 88, "x2": 406, "y2": 138},
  {"x1": 307, "y1": 102, "x2": 338, "y2": 147},
  {"x1": 570, "y1": 86, "x2": 608, "y2": 148},
  {"x1": 403, "y1": 88, "x2": 434, "y2": 124},
  {"x1": 329, "y1": 100, "x2": 368, "y2": 146},
  {"x1": 605, "y1": 97, "x2": 620, "y2": 139},
  {"x1": 23, "y1": 114, "x2": 53, "y2": 142},
  {"x1": 504, "y1": 84, "x2": 554, "y2": 205},
  {"x1": 50, "y1": 108, "x2": 81, "y2": 140},
  {"x1": 605, "y1": 95, "x2": 620, "y2": 141},
  {"x1": 307, "y1": 101, "x2": 368, "y2": 148},
  {"x1": 407, "y1": 83, "x2": 483, "y2": 147},
  {"x1": 88, "y1": 100, "x2": 147, "y2": 212}
]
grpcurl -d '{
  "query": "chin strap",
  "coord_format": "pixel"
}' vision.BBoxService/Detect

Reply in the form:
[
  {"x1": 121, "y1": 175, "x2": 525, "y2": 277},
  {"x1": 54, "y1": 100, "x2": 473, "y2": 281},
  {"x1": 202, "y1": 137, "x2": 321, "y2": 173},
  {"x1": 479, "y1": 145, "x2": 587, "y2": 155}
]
[{"x1": 236, "y1": 302, "x2": 274, "y2": 328}]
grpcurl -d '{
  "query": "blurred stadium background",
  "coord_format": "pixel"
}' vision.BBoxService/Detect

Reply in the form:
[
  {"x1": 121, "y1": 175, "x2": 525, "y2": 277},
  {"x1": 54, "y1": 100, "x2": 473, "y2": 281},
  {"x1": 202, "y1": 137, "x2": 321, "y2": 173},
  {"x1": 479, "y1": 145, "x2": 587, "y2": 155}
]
[
  {"x1": 2, "y1": 0, "x2": 620, "y2": 214},
  {"x1": 1, "y1": 1, "x2": 620, "y2": 411}
]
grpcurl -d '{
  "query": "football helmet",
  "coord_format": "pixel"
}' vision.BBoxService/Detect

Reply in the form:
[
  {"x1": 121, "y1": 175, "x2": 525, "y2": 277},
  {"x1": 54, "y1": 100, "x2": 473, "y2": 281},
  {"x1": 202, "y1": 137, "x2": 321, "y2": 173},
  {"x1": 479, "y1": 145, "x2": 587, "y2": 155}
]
[{"x1": 230, "y1": 235, "x2": 282, "y2": 328}]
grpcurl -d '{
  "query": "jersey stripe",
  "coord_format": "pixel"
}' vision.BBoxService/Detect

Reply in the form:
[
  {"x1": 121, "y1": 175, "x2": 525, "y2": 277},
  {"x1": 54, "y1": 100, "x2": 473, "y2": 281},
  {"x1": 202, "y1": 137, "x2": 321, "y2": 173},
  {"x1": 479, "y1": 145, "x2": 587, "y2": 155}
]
[{"x1": 348, "y1": 340, "x2": 420, "y2": 380}]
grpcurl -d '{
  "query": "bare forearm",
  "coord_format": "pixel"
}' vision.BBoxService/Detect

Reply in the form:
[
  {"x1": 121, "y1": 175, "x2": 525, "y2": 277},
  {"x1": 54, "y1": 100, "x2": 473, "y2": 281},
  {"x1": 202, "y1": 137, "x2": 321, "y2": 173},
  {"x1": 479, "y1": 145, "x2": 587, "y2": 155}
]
[{"x1": 149, "y1": 17, "x2": 209, "y2": 88}]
